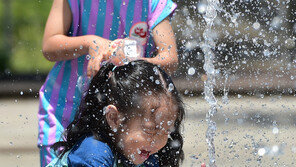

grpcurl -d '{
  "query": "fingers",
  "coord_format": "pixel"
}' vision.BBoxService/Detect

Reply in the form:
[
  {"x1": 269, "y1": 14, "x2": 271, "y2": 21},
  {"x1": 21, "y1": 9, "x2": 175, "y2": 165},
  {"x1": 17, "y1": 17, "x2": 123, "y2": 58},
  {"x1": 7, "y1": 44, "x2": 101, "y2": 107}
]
[
  {"x1": 87, "y1": 55, "x2": 93, "y2": 78},
  {"x1": 109, "y1": 39, "x2": 123, "y2": 55},
  {"x1": 93, "y1": 54, "x2": 103, "y2": 75},
  {"x1": 87, "y1": 39, "x2": 125, "y2": 78},
  {"x1": 87, "y1": 54, "x2": 104, "y2": 78}
]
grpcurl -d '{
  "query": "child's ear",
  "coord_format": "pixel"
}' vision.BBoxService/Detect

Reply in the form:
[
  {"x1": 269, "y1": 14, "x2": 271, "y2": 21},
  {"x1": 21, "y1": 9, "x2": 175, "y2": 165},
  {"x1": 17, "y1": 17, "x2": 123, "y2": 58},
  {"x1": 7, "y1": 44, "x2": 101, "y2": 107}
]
[{"x1": 105, "y1": 105, "x2": 123, "y2": 132}]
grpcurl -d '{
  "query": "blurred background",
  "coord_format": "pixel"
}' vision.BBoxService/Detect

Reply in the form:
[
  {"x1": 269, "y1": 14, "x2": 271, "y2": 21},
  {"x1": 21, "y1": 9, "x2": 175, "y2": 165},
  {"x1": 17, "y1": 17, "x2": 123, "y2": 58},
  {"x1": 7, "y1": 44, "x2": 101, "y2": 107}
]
[{"x1": 0, "y1": 0, "x2": 295, "y2": 166}]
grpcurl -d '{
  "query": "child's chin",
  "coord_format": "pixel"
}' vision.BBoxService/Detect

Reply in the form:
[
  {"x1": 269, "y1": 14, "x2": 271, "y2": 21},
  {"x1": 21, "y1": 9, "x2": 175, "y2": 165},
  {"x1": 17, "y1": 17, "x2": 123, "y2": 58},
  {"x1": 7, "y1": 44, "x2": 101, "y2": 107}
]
[
  {"x1": 130, "y1": 156, "x2": 146, "y2": 165},
  {"x1": 132, "y1": 159, "x2": 145, "y2": 165}
]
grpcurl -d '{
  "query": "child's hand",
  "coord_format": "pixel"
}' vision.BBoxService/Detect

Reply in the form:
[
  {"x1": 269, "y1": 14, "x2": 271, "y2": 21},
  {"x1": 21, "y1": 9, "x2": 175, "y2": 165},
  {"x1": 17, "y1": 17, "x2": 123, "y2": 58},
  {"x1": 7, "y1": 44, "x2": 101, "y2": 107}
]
[
  {"x1": 87, "y1": 37, "x2": 111, "y2": 78},
  {"x1": 108, "y1": 39, "x2": 129, "y2": 66},
  {"x1": 109, "y1": 39, "x2": 124, "y2": 54},
  {"x1": 108, "y1": 38, "x2": 143, "y2": 66}
]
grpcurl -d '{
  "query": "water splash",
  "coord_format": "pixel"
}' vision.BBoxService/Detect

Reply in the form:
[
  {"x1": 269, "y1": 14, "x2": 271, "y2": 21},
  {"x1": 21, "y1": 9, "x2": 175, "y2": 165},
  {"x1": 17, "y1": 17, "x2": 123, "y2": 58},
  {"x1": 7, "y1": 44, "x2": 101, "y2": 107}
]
[
  {"x1": 222, "y1": 72, "x2": 229, "y2": 105},
  {"x1": 200, "y1": 0, "x2": 220, "y2": 166}
]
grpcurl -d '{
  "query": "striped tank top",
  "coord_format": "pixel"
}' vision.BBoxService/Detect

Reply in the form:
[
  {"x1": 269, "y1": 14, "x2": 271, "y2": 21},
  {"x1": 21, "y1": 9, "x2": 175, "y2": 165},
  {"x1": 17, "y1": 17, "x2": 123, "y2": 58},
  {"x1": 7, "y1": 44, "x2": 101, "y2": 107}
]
[{"x1": 38, "y1": 0, "x2": 177, "y2": 146}]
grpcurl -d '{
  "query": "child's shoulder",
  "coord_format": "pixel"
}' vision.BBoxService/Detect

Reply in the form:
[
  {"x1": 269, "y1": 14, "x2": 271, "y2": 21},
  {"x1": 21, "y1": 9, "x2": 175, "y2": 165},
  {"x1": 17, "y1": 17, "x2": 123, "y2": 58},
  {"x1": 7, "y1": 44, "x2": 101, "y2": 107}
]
[
  {"x1": 74, "y1": 135, "x2": 111, "y2": 151},
  {"x1": 150, "y1": 0, "x2": 176, "y2": 11},
  {"x1": 67, "y1": 135, "x2": 114, "y2": 166},
  {"x1": 148, "y1": 0, "x2": 177, "y2": 29}
]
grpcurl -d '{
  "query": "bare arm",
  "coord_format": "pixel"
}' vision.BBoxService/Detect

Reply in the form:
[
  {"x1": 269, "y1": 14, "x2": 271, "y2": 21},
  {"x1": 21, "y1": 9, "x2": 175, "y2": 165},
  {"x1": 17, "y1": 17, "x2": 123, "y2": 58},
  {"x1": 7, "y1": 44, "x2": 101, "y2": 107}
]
[
  {"x1": 42, "y1": 0, "x2": 110, "y2": 62},
  {"x1": 143, "y1": 18, "x2": 178, "y2": 75}
]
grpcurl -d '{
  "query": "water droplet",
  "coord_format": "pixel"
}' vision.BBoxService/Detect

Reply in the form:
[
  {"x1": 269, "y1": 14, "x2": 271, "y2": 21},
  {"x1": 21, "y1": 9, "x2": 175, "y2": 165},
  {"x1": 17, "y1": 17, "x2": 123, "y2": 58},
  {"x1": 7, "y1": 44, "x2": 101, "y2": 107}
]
[
  {"x1": 272, "y1": 145, "x2": 279, "y2": 153},
  {"x1": 149, "y1": 76, "x2": 154, "y2": 81},
  {"x1": 271, "y1": 16, "x2": 282, "y2": 29},
  {"x1": 188, "y1": 67, "x2": 196, "y2": 75},
  {"x1": 253, "y1": 22, "x2": 260, "y2": 30},
  {"x1": 155, "y1": 80, "x2": 160, "y2": 85},
  {"x1": 263, "y1": 49, "x2": 271, "y2": 57},
  {"x1": 285, "y1": 38, "x2": 295, "y2": 49},
  {"x1": 197, "y1": 3, "x2": 207, "y2": 14},
  {"x1": 168, "y1": 83, "x2": 174, "y2": 92},
  {"x1": 170, "y1": 140, "x2": 181, "y2": 148},
  {"x1": 272, "y1": 127, "x2": 279, "y2": 134},
  {"x1": 258, "y1": 148, "x2": 266, "y2": 156}
]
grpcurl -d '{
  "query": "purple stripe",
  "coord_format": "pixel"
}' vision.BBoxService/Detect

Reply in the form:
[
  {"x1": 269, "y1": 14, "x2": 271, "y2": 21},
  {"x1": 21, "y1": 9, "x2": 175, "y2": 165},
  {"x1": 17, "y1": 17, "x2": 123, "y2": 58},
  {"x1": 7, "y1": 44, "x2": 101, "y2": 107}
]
[
  {"x1": 46, "y1": 63, "x2": 65, "y2": 145},
  {"x1": 103, "y1": 0, "x2": 114, "y2": 38},
  {"x1": 133, "y1": 0, "x2": 142, "y2": 24},
  {"x1": 117, "y1": 0, "x2": 129, "y2": 38},
  {"x1": 38, "y1": 92, "x2": 46, "y2": 145},
  {"x1": 78, "y1": 0, "x2": 85, "y2": 36},
  {"x1": 61, "y1": 60, "x2": 78, "y2": 128},
  {"x1": 71, "y1": 0, "x2": 79, "y2": 36},
  {"x1": 87, "y1": 0, "x2": 99, "y2": 35},
  {"x1": 148, "y1": 0, "x2": 152, "y2": 20},
  {"x1": 148, "y1": 0, "x2": 167, "y2": 28},
  {"x1": 38, "y1": 63, "x2": 59, "y2": 145}
]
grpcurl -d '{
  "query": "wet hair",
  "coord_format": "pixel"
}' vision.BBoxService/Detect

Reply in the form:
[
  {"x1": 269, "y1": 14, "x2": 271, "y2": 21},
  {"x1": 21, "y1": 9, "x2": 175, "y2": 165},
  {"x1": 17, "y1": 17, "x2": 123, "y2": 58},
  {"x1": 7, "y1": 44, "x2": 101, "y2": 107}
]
[{"x1": 53, "y1": 60, "x2": 185, "y2": 167}]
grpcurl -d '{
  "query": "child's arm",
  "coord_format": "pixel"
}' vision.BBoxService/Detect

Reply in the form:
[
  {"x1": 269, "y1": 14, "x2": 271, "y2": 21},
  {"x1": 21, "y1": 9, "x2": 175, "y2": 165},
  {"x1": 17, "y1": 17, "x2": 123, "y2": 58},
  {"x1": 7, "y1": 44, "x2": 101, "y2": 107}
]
[
  {"x1": 42, "y1": 0, "x2": 111, "y2": 77},
  {"x1": 143, "y1": 18, "x2": 178, "y2": 75}
]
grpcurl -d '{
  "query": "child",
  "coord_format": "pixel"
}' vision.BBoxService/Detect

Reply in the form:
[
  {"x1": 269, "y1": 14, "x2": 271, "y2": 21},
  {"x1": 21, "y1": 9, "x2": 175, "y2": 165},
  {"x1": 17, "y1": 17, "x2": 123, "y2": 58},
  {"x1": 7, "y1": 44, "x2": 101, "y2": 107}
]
[
  {"x1": 47, "y1": 60, "x2": 185, "y2": 167},
  {"x1": 39, "y1": 0, "x2": 178, "y2": 166}
]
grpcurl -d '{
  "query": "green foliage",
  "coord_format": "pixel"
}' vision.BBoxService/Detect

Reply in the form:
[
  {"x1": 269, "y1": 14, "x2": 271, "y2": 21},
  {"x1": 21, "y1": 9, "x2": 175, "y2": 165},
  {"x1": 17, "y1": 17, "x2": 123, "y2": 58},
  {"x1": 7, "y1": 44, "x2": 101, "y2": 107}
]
[
  {"x1": 0, "y1": 1, "x2": 9, "y2": 72},
  {"x1": 3, "y1": 0, "x2": 54, "y2": 74}
]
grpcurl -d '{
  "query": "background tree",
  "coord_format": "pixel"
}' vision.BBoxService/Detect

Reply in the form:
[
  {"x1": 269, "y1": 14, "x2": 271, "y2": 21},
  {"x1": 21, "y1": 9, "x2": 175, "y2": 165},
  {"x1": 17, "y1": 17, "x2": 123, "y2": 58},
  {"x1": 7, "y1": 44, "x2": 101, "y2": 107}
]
[{"x1": 0, "y1": 0, "x2": 12, "y2": 73}]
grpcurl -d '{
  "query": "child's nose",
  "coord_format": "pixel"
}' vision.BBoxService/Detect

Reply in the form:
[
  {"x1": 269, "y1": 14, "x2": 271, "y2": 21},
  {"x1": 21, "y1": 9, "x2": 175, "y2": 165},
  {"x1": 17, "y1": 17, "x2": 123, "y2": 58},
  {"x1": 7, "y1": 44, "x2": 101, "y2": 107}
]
[{"x1": 142, "y1": 121, "x2": 157, "y2": 134}]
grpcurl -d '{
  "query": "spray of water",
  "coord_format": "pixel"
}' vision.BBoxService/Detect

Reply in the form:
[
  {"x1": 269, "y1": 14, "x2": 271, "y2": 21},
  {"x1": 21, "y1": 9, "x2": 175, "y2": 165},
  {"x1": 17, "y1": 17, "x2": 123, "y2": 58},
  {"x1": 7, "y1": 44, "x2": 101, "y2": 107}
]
[{"x1": 200, "y1": 0, "x2": 220, "y2": 166}]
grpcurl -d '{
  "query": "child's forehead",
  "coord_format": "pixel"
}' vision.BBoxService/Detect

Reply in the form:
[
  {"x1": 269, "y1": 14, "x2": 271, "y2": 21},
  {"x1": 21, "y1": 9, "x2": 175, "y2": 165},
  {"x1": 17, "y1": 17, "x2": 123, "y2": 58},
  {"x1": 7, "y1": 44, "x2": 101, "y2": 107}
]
[{"x1": 135, "y1": 94, "x2": 178, "y2": 116}]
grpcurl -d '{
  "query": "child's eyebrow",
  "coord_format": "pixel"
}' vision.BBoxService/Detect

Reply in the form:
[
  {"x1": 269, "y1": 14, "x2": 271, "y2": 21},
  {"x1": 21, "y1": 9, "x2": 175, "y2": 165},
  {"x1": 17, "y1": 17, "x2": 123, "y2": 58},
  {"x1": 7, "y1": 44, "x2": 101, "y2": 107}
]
[
  {"x1": 147, "y1": 100, "x2": 160, "y2": 110},
  {"x1": 154, "y1": 108, "x2": 177, "y2": 121}
]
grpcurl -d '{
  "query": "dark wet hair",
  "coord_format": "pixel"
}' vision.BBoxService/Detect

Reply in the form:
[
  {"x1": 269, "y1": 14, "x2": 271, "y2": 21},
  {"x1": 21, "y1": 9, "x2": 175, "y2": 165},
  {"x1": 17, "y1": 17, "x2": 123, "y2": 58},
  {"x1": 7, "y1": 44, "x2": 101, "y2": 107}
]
[{"x1": 53, "y1": 60, "x2": 185, "y2": 167}]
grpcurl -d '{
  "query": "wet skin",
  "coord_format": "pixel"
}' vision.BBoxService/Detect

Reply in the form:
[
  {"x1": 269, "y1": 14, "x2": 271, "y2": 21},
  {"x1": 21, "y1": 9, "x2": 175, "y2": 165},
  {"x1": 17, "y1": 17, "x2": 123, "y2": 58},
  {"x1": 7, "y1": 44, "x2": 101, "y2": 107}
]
[{"x1": 115, "y1": 95, "x2": 178, "y2": 165}]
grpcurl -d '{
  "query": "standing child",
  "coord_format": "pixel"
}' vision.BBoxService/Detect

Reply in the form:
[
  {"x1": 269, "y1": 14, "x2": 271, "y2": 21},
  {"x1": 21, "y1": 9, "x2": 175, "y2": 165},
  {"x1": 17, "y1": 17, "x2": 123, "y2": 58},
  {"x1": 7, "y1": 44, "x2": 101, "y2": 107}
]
[
  {"x1": 47, "y1": 60, "x2": 185, "y2": 167},
  {"x1": 39, "y1": 0, "x2": 178, "y2": 166}
]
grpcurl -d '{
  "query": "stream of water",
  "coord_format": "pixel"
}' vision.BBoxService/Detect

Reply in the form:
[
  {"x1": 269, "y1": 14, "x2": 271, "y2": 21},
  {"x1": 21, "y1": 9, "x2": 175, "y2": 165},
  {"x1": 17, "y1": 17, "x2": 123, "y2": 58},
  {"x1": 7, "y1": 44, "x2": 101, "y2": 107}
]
[{"x1": 200, "y1": 0, "x2": 221, "y2": 166}]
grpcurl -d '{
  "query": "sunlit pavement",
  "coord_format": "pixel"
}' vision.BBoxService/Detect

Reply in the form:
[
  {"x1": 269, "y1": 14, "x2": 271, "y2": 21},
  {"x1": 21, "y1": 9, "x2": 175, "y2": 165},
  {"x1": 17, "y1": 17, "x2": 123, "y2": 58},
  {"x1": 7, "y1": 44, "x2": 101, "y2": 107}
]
[{"x1": 0, "y1": 96, "x2": 295, "y2": 166}]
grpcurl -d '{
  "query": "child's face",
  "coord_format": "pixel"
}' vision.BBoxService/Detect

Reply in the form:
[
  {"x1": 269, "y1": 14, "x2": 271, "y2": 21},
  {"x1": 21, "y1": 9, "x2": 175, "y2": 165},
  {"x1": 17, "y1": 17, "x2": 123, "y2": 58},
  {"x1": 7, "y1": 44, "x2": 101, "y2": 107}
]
[{"x1": 116, "y1": 95, "x2": 178, "y2": 165}]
